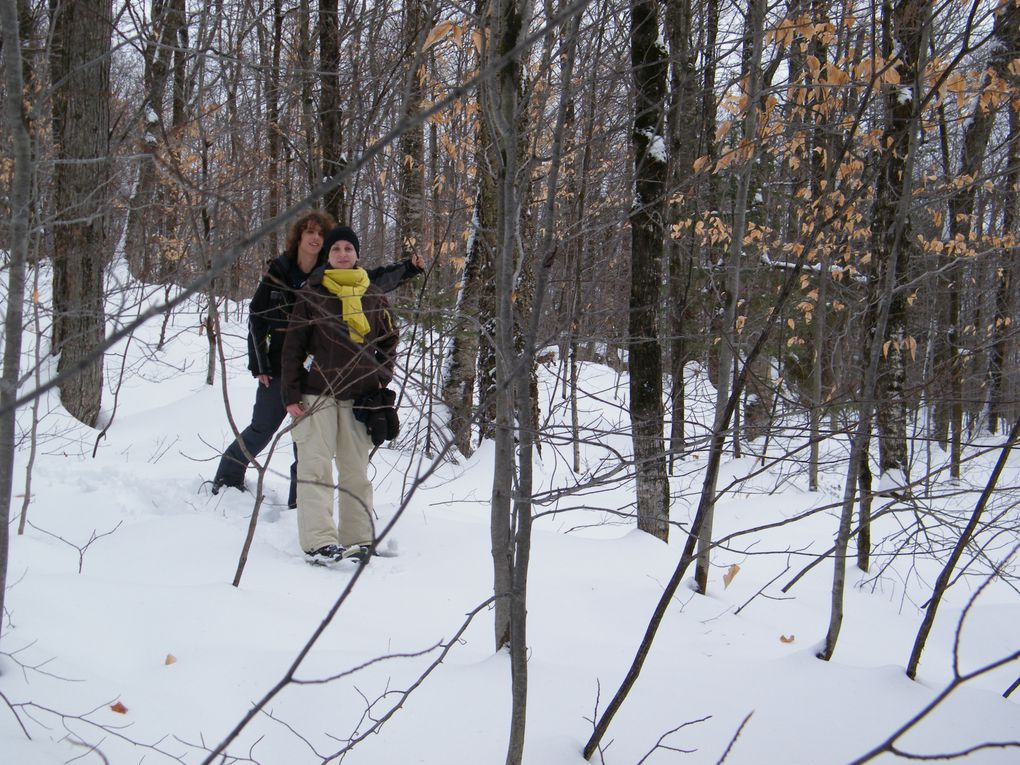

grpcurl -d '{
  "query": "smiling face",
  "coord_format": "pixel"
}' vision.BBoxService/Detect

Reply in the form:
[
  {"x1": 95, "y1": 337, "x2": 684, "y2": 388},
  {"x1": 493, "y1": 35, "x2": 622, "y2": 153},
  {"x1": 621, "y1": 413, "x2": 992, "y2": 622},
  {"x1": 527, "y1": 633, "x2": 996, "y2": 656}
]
[
  {"x1": 297, "y1": 223, "x2": 324, "y2": 262},
  {"x1": 327, "y1": 238, "x2": 358, "y2": 270}
]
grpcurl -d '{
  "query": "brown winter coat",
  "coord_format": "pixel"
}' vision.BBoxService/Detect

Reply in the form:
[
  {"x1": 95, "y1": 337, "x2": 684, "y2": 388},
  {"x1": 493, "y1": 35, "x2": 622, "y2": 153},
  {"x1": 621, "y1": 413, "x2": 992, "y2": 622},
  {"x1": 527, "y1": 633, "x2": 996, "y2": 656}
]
[{"x1": 280, "y1": 267, "x2": 398, "y2": 406}]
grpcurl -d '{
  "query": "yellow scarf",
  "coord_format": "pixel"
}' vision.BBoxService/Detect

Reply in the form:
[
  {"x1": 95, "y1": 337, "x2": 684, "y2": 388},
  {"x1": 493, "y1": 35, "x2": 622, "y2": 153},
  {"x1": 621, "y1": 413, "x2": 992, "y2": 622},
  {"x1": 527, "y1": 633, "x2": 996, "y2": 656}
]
[{"x1": 321, "y1": 268, "x2": 371, "y2": 343}]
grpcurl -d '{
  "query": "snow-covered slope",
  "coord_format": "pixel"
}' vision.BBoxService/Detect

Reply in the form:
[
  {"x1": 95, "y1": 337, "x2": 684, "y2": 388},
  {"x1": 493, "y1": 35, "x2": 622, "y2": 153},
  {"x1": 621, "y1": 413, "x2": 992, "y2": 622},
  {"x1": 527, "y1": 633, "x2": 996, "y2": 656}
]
[{"x1": 2, "y1": 266, "x2": 1018, "y2": 764}]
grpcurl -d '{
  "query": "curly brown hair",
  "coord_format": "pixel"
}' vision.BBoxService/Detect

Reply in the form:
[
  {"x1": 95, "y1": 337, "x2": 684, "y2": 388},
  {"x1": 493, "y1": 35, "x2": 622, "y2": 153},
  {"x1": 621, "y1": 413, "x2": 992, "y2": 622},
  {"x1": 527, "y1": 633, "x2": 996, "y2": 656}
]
[{"x1": 283, "y1": 210, "x2": 336, "y2": 263}]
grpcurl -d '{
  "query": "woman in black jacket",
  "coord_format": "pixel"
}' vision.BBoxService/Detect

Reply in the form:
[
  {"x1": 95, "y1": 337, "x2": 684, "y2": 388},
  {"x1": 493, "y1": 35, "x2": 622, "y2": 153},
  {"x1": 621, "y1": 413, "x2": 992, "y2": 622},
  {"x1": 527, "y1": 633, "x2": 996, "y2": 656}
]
[
  {"x1": 281, "y1": 226, "x2": 398, "y2": 564},
  {"x1": 211, "y1": 212, "x2": 422, "y2": 505}
]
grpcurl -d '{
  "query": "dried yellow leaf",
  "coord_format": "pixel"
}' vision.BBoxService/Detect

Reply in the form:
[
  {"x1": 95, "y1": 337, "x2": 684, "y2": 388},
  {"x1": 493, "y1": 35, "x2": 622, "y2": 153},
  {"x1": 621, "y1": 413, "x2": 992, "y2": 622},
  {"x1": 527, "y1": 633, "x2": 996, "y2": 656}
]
[
  {"x1": 723, "y1": 564, "x2": 740, "y2": 589},
  {"x1": 423, "y1": 20, "x2": 455, "y2": 51}
]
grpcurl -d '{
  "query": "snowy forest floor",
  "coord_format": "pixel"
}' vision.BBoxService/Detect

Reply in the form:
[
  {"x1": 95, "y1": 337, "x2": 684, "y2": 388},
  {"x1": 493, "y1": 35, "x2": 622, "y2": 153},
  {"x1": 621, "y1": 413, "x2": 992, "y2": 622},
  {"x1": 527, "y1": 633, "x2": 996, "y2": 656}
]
[{"x1": 1, "y1": 265, "x2": 1019, "y2": 764}]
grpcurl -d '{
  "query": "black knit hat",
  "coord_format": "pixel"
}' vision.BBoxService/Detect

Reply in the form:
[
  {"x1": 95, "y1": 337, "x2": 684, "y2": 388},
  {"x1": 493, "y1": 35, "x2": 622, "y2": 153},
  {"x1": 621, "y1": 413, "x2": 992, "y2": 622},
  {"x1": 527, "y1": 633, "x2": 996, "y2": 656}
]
[{"x1": 321, "y1": 225, "x2": 360, "y2": 258}]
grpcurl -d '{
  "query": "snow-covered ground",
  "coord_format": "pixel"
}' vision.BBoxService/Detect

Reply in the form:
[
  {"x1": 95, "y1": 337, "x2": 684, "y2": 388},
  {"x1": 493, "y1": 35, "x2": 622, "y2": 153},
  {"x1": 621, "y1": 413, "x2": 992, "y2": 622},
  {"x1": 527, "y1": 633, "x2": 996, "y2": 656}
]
[{"x1": 2, "y1": 263, "x2": 1018, "y2": 764}]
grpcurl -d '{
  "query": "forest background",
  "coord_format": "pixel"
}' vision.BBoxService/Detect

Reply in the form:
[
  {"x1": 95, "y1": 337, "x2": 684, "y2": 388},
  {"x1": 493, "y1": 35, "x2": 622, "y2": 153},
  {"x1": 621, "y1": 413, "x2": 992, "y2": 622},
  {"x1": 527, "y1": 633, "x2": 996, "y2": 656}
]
[{"x1": 2, "y1": 0, "x2": 1020, "y2": 762}]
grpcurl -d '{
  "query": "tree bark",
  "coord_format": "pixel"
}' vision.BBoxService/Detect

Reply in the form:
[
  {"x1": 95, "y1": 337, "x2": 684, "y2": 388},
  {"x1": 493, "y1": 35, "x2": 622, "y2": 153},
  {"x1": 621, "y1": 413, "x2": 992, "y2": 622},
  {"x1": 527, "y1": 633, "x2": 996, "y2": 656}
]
[
  {"x1": 696, "y1": 0, "x2": 765, "y2": 590},
  {"x1": 442, "y1": 191, "x2": 486, "y2": 457},
  {"x1": 665, "y1": 0, "x2": 698, "y2": 469},
  {"x1": 481, "y1": 0, "x2": 529, "y2": 657},
  {"x1": 298, "y1": 0, "x2": 318, "y2": 194},
  {"x1": 320, "y1": 0, "x2": 346, "y2": 221},
  {"x1": 264, "y1": 0, "x2": 285, "y2": 256},
  {"x1": 806, "y1": 0, "x2": 831, "y2": 493},
  {"x1": 870, "y1": 0, "x2": 929, "y2": 480},
  {"x1": 629, "y1": 0, "x2": 670, "y2": 542},
  {"x1": 0, "y1": 0, "x2": 33, "y2": 649},
  {"x1": 480, "y1": 0, "x2": 535, "y2": 762},
  {"x1": 395, "y1": 0, "x2": 428, "y2": 265},
  {"x1": 49, "y1": 0, "x2": 113, "y2": 427}
]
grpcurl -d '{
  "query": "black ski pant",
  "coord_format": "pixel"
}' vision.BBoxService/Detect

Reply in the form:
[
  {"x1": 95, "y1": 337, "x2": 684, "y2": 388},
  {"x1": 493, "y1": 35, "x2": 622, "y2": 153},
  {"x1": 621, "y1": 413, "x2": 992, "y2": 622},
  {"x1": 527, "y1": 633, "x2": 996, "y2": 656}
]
[{"x1": 214, "y1": 375, "x2": 298, "y2": 507}]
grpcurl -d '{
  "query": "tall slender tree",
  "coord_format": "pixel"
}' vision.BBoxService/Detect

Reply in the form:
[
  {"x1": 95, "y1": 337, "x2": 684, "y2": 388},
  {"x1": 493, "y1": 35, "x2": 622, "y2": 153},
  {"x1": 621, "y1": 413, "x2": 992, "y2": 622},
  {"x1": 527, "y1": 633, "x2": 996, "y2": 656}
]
[
  {"x1": 320, "y1": 0, "x2": 346, "y2": 221},
  {"x1": 696, "y1": 0, "x2": 766, "y2": 590},
  {"x1": 1, "y1": 0, "x2": 34, "y2": 648},
  {"x1": 629, "y1": 0, "x2": 670, "y2": 542},
  {"x1": 394, "y1": 0, "x2": 429, "y2": 264},
  {"x1": 664, "y1": 0, "x2": 698, "y2": 468},
  {"x1": 869, "y1": 0, "x2": 930, "y2": 480}
]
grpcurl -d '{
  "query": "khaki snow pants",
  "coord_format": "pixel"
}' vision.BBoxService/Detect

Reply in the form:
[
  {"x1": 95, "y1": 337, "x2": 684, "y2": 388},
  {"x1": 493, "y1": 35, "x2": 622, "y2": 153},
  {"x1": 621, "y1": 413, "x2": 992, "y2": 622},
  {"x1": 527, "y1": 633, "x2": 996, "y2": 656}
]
[{"x1": 291, "y1": 395, "x2": 375, "y2": 552}]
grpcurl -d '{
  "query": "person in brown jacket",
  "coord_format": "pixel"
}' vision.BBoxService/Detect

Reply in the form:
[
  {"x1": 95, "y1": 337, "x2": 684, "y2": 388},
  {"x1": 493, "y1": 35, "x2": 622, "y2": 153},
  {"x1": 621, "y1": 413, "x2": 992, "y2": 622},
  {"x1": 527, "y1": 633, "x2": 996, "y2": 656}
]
[{"x1": 281, "y1": 226, "x2": 398, "y2": 565}]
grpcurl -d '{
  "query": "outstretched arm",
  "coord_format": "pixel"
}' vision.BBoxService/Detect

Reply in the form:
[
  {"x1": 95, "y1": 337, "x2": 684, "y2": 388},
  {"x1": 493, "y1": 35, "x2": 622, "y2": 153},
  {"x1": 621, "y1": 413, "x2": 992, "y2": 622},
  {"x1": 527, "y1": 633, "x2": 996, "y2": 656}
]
[{"x1": 365, "y1": 258, "x2": 425, "y2": 293}]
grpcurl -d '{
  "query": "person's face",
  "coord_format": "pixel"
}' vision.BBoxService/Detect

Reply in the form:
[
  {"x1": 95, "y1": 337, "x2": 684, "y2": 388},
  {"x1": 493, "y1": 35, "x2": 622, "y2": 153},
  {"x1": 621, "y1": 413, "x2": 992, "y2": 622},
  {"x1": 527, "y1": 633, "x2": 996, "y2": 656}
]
[
  {"x1": 297, "y1": 223, "x2": 324, "y2": 260},
  {"x1": 327, "y1": 239, "x2": 358, "y2": 269}
]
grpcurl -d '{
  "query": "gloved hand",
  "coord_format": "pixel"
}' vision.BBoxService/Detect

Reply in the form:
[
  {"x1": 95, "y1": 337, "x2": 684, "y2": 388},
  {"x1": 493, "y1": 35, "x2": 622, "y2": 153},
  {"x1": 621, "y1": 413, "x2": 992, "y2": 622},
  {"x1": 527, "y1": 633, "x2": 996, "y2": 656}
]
[
  {"x1": 380, "y1": 387, "x2": 399, "y2": 441},
  {"x1": 354, "y1": 388, "x2": 399, "y2": 446}
]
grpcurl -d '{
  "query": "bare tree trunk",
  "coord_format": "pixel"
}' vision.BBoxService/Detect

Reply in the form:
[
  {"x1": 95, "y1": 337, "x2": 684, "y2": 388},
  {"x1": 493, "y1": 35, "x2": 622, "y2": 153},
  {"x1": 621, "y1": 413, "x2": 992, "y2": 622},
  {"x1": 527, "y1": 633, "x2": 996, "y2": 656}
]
[
  {"x1": 870, "y1": 0, "x2": 929, "y2": 481},
  {"x1": 696, "y1": 0, "x2": 765, "y2": 591},
  {"x1": 18, "y1": 265, "x2": 44, "y2": 536},
  {"x1": 442, "y1": 199, "x2": 485, "y2": 456},
  {"x1": 821, "y1": 0, "x2": 930, "y2": 661},
  {"x1": 459, "y1": 0, "x2": 500, "y2": 448},
  {"x1": 204, "y1": 298, "x2": 219, "y2": 386},
  {"x1": 320, "y1": 0, "x2": 346, "y2": 221},
  {"x1": 810, "y1": 251, "x2": 827, "y2": 492},
  {"x1": 49, "y1": 0, "x2": 113, "y2": 427},
  {"x1": 298, "y1": 0, "x2": 318, "y2": 194},
  {"x1": 856, "y1": 420, "x2": 874, "y2": 572},
  {"x1": 510, "y1": 14, "x2": 579, "y2": 764},
  {"x1": 665, "y1": 0, "x2": 697, "y2": 470},
  {"x1": 264, "y1": 0, "x2": 284, "y2": 255},
  {"x1": 395, "y1": 0, "x2": 427, "y2": 265},
  {"x1": 125, "y1": 0, "x2": 184, "y2": 281},
  {"x1": 442, "y1": 22, "x2": 499, "y2": 455},
  {"x1": 482, "y1": 0, "x2": 528, "y2": 657},
  {"x1": 489, "y1": 230, "x2": 514, "y2": 660},
  {"x1": 0, "y1": 0, "x2": 33, "y2": 648},
  {"x1": 563, "y1": 16, "x2": 606, "y2": 472},
  {"x1": 807, "y1": 0, "x2": 831, "y2": 493},
  {"x1": 629, "y1": 0, "x2": 670, "y2": 542},
  {"x1": 480, "y1": 0, "x2": 538, "y2": 761},
  {"x1": 477, "y1": 262, "x2": 498, "y2": 440}
]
